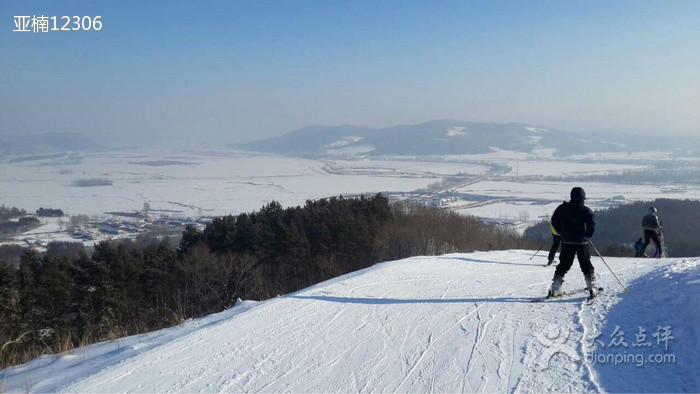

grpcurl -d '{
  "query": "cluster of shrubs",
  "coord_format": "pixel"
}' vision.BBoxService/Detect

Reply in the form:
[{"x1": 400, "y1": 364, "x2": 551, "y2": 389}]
[
  {"x1": 0, "y1": 206, "x2": 37, "y2": 235},
  {"x1": 71, "y1": 178, "x2": 113, "y2": 187},
  {"x1": 1, "y1": 206, "x2": 65, "y2": 236},
  {"x1": 0, "y1": 217, "x2": 40, "y2": 235},
  {"x1": 35, "y1": 208, "x2": 64, "y2": 217},
  {"x1": 0, "y1": 205, "x2": 27, "y2": 221},
  {"x1": 0, "y1": 194, "x2": 536, "y2": 369}
]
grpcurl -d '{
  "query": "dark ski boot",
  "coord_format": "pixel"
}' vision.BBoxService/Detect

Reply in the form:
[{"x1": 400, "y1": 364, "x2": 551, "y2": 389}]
[{"x1": 585, "y1": 274, "x2": 599, "y2": 299}]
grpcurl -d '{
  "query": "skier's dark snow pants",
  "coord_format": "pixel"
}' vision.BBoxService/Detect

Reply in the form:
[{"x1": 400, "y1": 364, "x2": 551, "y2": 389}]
[
  {"x1": 642, "y1": 229, "x2": 661, "y2": 253},
  {"x1": 554, "y1": 243, "x2": 594, "y2": 278},
  {"x1": 548, "y1": 234, "x2": 561, "y2": 261}
]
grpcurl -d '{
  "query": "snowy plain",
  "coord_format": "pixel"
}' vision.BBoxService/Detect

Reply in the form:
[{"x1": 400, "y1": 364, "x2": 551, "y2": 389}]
[
  {"x1": 0, "y1": 148, "x2": 451, "y2": 218},
  {"x1": 454, "y1": 180, "x2": 699, "y2": 222},
  {"x1": 2, "y1": 146, "x2": 697, "y2": 225},
  {"x1": 2, "y1": 250, "x2": 698, "y2": 393}
]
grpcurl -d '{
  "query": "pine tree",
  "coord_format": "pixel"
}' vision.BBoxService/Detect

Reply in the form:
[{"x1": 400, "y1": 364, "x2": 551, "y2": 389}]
[
  {"x1": 36, "y1": 253, "x2": 76, "y2": 331},
  {"x1": 141, "y1": 241, "x2": 178, "y2": 326},
  {"x1": 178, "y1": 225, "x2": 202, "y2": 254},
  {"x1": 0, "y1": 261, "x2": 20, "y2": 334},
  {"x1": 17, "y1": 250, "x2": 41, "y2": 332},
  {"x1": 73, "y1": 251, "x2": 106, "y2": 339}
]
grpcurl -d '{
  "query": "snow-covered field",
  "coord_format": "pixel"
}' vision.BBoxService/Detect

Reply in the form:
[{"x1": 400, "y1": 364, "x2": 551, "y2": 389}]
[
  {"x1": 0, "y1": 148, "x2": 457, "y2": 218},
  {"x1": 325, "y1": 158, "x2": 490, "y2": 178},
  {"x1": 454, "y1": 201, "x2": 562, "y2": 223},
  {"x1": 456, "y1": 180, "x2": 698, "y2": 202},
  {"x1": 2, "y1": 250, "x2": 698, "y2": 393},
  {"x1": 1, "y1": 146, "x2": 698, "y2": 235},
  {"x1": 453, "y1": 180, "x2": 700, "y2": 224}
]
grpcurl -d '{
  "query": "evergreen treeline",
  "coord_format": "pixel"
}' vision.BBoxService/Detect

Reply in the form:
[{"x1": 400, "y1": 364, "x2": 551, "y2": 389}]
[
  {"x1": 0, "y1": 217, "x2": 40, "y2": 235},
  {"x1": 1, "y1": 194, "x2": 535, "y2": 369},
  {"x1": 0, "y1": 205, "x2": 27, "y2": 221},
  {"x1": 0, "y1": 205, "x2": 38, "y2": 236},
  {"x1": 35, "y1": 208, "x2": 64, "y2": 217},
  {"x1": 524, "y1": 199, "x2": 700, "y2": 257}
]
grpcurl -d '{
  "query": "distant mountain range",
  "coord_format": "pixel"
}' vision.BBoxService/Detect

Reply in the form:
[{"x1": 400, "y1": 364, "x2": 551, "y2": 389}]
[
  {"x1": 0, "y1": 132, "x2": 102, "y2": 156},
  {"x1": 234, "y1": 120, "x2": 698, "y2": 157}
]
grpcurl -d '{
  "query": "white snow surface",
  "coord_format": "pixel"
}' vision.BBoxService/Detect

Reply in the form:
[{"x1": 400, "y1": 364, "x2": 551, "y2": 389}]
[
  {"x1": 2, "y1": 250, "x2": 698, "y2": 393},
  {"x1": 325, "y1": 136, "x2": 364, "y2": 148}
]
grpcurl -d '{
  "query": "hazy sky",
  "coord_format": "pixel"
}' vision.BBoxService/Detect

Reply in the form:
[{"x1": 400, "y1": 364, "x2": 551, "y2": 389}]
[{"x1": 1, "y1": 0, "x2": 698, "y2": 144}]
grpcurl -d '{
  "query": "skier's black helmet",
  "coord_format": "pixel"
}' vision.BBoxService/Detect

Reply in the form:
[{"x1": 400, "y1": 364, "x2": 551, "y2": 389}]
[
  {"x1": 649, "y1": 206, "x2": 657, "y2": 213},
  {"x1": 570, "y1": 187, "x2": 586, "y2": 202}
]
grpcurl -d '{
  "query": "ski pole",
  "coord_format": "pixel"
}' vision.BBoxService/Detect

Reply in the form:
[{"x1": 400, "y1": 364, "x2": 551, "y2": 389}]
[
  {"x1": 529, "y1": 245, "x2": 544, "y2": 260},
  {"x1": 660, "y1": 227, "x2": 669, "y2": 258},
  {"x1": 589, "y1": 240, "x2": 627, "y2": 292}
]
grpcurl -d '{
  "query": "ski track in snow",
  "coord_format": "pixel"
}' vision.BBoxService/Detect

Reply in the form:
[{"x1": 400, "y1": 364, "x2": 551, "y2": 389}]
[{"x1": 1, "y1": 250, "x2": 697, "y2": 393}]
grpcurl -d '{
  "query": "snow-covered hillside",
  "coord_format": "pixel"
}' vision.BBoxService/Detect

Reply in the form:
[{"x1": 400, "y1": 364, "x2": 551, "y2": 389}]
[
  {"x1": 234, "y1": 120, "x2": 700, "y2": 157},
  {"x1": 2, "y1": 250, "x2": 698, "y2": 393}
]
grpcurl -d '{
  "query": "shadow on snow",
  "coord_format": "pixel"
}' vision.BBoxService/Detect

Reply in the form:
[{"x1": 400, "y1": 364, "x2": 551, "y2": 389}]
[
  {"x1": 289, "y1": 294, "x2": 585, "y2": 304},
  {"x1": 437, "y1": 256, "x2": 546, "y2": 267}
]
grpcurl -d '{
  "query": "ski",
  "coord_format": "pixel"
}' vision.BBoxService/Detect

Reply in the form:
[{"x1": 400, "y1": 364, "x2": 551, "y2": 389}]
[
  {"x1": 530, "y1": 287, "x2": 603, "y2": 303},
  {"x1": 587, "y1": 286, "x2": 604, "y2": 300}
]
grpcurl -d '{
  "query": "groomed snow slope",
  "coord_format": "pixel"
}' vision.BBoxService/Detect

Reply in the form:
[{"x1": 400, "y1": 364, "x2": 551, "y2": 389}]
[{"x1": 2, "y1": 250, "x2": 698, "y2": 393}]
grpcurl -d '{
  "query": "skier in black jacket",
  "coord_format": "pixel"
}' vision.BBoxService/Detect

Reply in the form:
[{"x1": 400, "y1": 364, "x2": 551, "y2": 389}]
[
  {"x1": 639, "y1": 207, "x2": 663, "y2": 257},
  {"x1": 548, "y1": 187, "x2": 597, "y2": 298}
]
